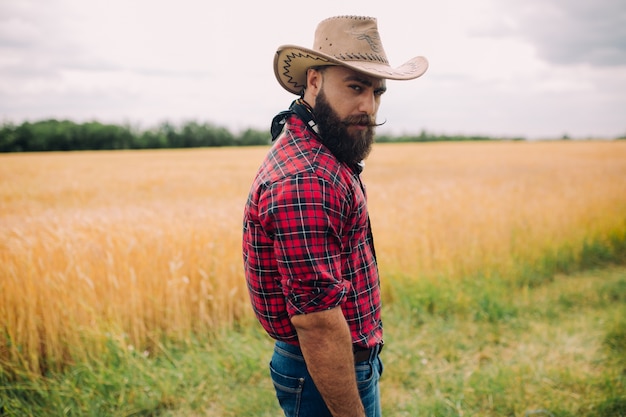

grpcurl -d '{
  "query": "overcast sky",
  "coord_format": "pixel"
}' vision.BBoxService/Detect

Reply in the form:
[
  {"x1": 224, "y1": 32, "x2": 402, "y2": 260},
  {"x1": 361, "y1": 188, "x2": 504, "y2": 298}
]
[{"x1": 1, "y1": 0, "x2": 625, "y2": 139}]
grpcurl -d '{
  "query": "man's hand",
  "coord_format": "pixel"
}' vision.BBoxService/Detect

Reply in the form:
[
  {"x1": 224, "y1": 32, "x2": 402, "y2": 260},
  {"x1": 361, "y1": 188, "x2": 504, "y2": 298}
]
[{"x1": 291, "y1": 307, "x2": 366, "y2": 417}]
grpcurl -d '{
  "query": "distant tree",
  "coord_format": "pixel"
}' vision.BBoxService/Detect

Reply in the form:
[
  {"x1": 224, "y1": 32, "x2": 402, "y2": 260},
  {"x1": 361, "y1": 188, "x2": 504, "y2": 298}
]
[
  {"x1": 0, "y1": 122, "x2": 18, "y2": 152},
  {"x1": 238, "y1": 128, "x2": 269, "y2": 146},
  {"x1": 138, "y1": 130, "x2": 167, "y2": 149}
]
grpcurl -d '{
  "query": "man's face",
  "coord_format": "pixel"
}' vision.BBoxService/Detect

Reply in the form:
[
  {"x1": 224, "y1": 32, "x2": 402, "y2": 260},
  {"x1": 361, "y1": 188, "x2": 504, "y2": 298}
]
[{"x1": 311, "y1": 66, "x2": 386, "y2": 165}]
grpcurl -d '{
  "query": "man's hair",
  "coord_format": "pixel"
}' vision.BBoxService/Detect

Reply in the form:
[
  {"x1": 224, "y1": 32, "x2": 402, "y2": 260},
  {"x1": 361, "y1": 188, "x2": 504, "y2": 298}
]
[
  {"x1": 308, "y1": 65, "x2": 329, "y2": 73},
  {"x1": 302, "y1": 66, "x2": 330, "y2": 96}
]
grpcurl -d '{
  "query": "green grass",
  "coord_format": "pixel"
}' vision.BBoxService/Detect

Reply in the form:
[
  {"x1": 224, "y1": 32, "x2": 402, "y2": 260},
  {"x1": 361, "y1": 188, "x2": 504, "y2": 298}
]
[
  {"x1": 0, "y1": 325, "x2": 279, "y2": 416},
  {"x1": 380, "y1": 267, "x2": 626, "y2": 417},
  {"x1": 2, "y1": 267, "x2": 625, "y2": 416}
]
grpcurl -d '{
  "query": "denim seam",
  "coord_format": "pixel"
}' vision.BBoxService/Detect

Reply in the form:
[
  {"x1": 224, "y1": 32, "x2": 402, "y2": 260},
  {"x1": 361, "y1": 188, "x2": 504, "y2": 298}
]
[{"x1": 274, "y1": 345, "x2": 307, "y2": 362}]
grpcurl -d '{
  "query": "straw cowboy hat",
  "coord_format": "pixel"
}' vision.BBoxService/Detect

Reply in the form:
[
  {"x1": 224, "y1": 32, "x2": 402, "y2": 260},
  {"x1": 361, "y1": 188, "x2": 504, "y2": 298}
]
[{"x1": 274, "y1": 15, "x2": 429, "y2": 95}]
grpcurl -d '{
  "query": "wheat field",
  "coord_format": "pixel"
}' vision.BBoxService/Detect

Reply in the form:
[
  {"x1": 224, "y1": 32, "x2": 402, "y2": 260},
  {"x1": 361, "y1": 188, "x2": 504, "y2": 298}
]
[{"x1": 1, "y1": 141, "x2": 625, "y2": 376}]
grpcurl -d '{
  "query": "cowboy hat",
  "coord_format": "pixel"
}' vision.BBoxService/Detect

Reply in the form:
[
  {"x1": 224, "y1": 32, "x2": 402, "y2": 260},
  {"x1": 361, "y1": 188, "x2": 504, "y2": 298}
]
[{"x1": 274, "y1": 15, "x2": 429, "y2": 95}]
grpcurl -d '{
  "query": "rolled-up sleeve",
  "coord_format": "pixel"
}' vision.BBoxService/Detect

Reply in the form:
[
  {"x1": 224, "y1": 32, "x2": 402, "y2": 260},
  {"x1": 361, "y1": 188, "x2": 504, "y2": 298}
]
[{"x1": 258, "y1": 172, "x2": 350, "y2": 316}]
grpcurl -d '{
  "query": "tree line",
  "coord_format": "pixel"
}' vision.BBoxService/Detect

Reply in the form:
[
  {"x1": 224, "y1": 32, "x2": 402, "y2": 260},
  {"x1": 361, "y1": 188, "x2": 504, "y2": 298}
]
[
  {"x1": 0, "y1": 120, "x2": 269, "y2": 152},
  {"x1": 0, "y1": 119, "x2": 525, "y2": 153}
]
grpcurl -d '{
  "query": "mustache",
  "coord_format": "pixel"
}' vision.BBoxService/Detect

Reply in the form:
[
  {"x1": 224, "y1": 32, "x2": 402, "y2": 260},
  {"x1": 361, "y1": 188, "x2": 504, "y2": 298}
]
[{"x1": 341, "y1": 115, "x2": 387, "y2": 127}]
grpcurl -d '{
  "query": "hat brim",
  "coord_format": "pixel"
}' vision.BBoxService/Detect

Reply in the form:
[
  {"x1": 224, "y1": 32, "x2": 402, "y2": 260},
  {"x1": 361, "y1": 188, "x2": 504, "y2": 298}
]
[{"x1": 274, "y1": 45, "x2": 429, "y2": 95}]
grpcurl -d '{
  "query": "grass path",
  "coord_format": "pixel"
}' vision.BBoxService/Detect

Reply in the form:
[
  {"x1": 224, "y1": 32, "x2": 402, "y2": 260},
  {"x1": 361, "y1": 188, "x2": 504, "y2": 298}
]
[{"x1": 379, "y1": 267, "x2": 625, "y2": 416}]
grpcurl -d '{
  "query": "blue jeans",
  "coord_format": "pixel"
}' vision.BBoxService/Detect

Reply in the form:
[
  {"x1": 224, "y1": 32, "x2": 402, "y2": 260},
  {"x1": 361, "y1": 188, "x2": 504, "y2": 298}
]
[{"x1": 270, "y1": 341, "x2": 384, "y2": 417}]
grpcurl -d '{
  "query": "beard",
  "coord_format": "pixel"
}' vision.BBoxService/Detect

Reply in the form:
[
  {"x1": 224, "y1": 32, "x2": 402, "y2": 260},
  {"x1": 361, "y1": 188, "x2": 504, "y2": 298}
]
[{"x1": 313, "y1": 89, "x2": 376, "y2": 166}]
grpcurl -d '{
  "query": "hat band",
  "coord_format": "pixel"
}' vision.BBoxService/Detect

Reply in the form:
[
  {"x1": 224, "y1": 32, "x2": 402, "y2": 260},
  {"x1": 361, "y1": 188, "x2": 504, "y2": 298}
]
[{"x1": 334, "y1": 52, "x2": 388, "y2": 64}]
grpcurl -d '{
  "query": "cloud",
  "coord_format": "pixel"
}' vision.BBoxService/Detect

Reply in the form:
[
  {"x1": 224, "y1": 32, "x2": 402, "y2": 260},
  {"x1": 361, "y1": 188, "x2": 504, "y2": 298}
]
[{"x1": 485, "y1": 0, "x2": 626, "y2": 66}]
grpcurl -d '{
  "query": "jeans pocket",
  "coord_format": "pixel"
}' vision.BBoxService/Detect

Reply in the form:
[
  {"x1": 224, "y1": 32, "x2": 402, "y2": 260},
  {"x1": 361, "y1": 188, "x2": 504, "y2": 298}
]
[
  {"x1": 355, "y1": 357, "x2": 382, "y2": 415},
  {"x1": 355, "y1": 361, "x2": 376, "y2": 392},
  {"x1": 270, "y1": 361, "x2": 305, "y2": 416}
]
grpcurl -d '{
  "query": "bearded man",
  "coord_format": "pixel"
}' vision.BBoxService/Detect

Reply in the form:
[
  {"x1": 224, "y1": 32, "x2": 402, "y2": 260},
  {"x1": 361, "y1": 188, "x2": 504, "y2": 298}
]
[{"x1": 242, "y1": 16, "x2": 428, "y2": 417}]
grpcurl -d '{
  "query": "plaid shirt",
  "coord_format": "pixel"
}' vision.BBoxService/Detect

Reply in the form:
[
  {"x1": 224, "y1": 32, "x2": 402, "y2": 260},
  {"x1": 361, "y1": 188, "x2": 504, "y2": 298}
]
[{"x1": 242, "y1": 114, "x2": 382, "y2": 349}]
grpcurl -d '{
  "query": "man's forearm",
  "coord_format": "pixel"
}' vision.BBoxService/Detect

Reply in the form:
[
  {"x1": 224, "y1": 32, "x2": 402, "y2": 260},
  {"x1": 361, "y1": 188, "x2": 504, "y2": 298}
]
[{"x1": 291, "y1": 307, "x2": 366, "y2": 417}]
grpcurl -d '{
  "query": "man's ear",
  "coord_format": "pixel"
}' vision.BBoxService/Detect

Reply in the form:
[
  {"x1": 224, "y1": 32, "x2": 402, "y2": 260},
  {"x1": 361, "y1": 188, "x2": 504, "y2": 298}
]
[{"x1": 306, "y1": 68, "x2": 323, "y2": 96}]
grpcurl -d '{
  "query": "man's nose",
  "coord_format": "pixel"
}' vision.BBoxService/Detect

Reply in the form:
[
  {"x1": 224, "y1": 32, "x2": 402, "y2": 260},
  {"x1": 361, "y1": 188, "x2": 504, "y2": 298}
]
[{"x1": 358, "y1": 93, "x2": 377, "y2": 115}]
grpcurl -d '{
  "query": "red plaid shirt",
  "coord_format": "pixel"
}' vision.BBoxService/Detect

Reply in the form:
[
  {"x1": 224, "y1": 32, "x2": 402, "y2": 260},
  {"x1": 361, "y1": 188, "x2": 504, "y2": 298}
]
[{"x1": 242, "y1": 114, "x2": 382, "y2": 349}]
